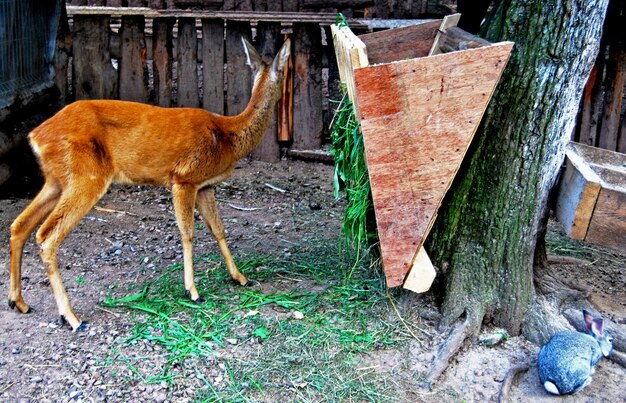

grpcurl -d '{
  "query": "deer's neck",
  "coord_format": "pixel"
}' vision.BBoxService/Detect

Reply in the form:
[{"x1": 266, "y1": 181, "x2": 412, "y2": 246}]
[{"x1": 230, "y1": 73, "x2": 281, "y2": 160}]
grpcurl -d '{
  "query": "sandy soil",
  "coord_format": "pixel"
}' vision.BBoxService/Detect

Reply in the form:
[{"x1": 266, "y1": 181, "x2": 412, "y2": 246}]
[{"x1": 0, "y1": 159, "x2": 624, "y2": 402}]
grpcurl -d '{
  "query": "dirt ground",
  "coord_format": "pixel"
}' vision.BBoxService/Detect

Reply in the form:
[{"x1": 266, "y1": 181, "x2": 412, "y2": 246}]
[{"x1": 0, "y1": 158, "x2": 624, "y2": 402}]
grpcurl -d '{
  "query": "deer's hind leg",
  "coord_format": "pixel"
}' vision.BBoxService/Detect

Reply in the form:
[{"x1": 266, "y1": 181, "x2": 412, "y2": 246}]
[
  {"x1": 36, "y1": 173, "x2": 112, "y2": 331},
  {"x1": 196, "y1": 187, "x2": 249, "y2": 286},
  {"x1": 9, "y1": 179, "x2": 62, "y2": 313}
]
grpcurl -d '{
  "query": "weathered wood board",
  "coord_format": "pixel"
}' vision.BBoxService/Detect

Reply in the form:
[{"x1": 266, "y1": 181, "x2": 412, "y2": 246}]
[
  {"x1": 556, "y1": 142, "x2": 626, "y2": 251},
  {"x1": 72, "y1": 15, "x2": 117, "y2": 100},
  {"x1": 119, "y1": 15, "x2": 148, "y2": 102},
  {"x1": 353, "y1": 42, "x2": 513, "y2": 287},
  {"x1": 152, "y1": 17, "x2": 175, "y2": 107},
  {"x1": 176, "y1": 17, "x2": 200, "y2": 107},
  {"x1": 225, "y1": 20, "x2": 252, "y2": 116},
  {"x1": 201, "y1": 18, "x2": 225, "y2": 114},
  {"x1": 358, "y1": 20, "x2": 440, "y2": 65},
  {"x1": 250, "y1": 22, "x2": 282, "y2": 162},
  {"x1": 293, "y1": 23, "x2": 324, "y2": 150}
]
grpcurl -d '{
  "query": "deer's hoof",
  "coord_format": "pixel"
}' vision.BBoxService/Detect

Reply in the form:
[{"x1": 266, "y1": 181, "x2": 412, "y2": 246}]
[
  {"x1": 8, "y1": 300, "x2": 15, "y2": 310},
  {"x1": 74, "y1": 321, "x2": 89, "y2": 332}
]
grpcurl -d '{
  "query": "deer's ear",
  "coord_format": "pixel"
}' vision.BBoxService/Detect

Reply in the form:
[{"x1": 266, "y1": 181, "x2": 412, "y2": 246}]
[
  {"x1": 271, "y1": 38, "x2": 291, "y2": 74},
  {"x1": 242, "y1": 38, "x2": 263, "y2": 73}
]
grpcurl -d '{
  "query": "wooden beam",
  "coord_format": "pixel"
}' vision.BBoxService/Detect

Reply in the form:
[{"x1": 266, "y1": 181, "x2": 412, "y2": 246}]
[{"x1": 119, "y1": 15, "x2": 148, "y2": 103}]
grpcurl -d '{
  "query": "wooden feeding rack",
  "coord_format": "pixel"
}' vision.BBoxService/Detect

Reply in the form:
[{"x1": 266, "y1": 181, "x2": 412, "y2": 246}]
[
  {"x1": 556, "y1": 142, "x2": 626, "y2": 252},
  {"x1": 332, "y1": 15, "x2": 513, "y2": 292}
]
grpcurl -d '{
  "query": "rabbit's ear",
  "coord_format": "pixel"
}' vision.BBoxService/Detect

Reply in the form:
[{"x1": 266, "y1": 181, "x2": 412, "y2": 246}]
[
  {"x1": 591, "y1": 318, "x2": 604, "y2": 338},
  {"x1": 583, "y1": 310, "x2": 594, "y2": 331}
]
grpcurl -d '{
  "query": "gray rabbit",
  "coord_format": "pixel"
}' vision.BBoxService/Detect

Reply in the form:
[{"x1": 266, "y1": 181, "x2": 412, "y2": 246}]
[{"x1": 537, "y1": 310, "x2": 613, "y2": 395}]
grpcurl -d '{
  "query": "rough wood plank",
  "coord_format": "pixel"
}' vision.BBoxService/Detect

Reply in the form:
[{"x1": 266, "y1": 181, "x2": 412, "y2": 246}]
[
  {"x1": 72, "y1": 15, "x2": 117, "y2": 100},
  {"x1": 225, "y1": 20, "x2": 252, "y2": 115},
  {"x1": 429, "y1": 13, "x2": 461, "y2": 56},
  {"x1": 599, "y1": 46, "x2": 625, "y2": 152},
  {"x1": 331, "y1": 24, "x2": 368, "y2": 118},
  {"x1": 277, "y1": 37, "x2": 294, "y2": 142},
  {"x1": 176, "y1": 17, "x2": 200, "y2": 107},
  {"x1": 250, "y1": 22, "x2": 282, "y2": 162},
  {"x1": 119, "y1": 15, "x2": 149, "y2": 102},
  {"x1": 439, "y1": 26, "x2": 492, "y2": 53},
  {"x1": 54, "y1": 4, "x2": 72, "y2": 102},
  {"x1": 293, "y1": 23, "x2": 324, "y2": 150},
  {"x1": 152, "y1": 17, "x2": 175, "y2": 107},
  {"x1": 354, "y1": 42, "x2": 514, "y2": 287},
  {"x1": 585, "y1": 188, "x2": 626, "y2": 251},
  {"x1": 201, "y1": 18, "x2": 225, "y2": 114},
  {"x1": 358, "y1": 20, "x2": 440, "y2": 65},
  {"x1": 402, "y1": 246, "x2": 436, "y2": 293},
  {"x1": 555, "y1": 156, "x2": 602, "y2": 239}
]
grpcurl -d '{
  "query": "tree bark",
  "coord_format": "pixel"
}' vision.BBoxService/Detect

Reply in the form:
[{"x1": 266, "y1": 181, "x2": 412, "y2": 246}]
[{"x1": 427, "y1": 0, "x2": 609, "y2": 335}]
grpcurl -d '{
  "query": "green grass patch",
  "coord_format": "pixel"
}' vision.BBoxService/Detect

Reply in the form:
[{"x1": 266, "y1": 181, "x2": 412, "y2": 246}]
[
  {"x1": 99, "y1": 242, "x2": 415, "y2": 401},
  {"x1": 329, "y1": 90, "x2": 378, "y2": 267}
]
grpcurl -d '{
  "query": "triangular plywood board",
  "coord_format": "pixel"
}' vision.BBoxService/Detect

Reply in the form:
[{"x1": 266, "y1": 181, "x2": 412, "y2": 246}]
[{"x1": 354, "y1": 42, "x2": 513, "y2": 287}]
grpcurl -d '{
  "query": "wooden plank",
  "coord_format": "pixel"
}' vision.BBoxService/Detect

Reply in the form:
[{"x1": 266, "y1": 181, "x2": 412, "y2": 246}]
[
  {"x1": 585, "y1": 187, "x2": 626, "y2": 251},
  {"x1": 330, "y1": 24, "x2": 368, "y2": 118},
  {"x1": 277, "y1": 34, "x2": 294, "y2": 142},
  {"x1": 599, "y1": 46, "x2": 625, "y2": 152},
  {"x1": 176, "y1": 17, "x2": 200, "y2": 107},
  {"x1": 292, "y1": 23, "x2": 324, "y2": 150},
  {"x1": 72, "y1": 15, "x2": 118, "y2": 100},
  {"x1": 354, "y1": 42, "x2": 514, "y2": 287},
  {"x1": 438, "y1": 27, "x2": 492, "y2": 53},
  {"x1": 119, "y1": 15, "x2": 149, "y2": 103},
  {"x1": 54, "y1": 4, "x2": 72, "y2": 102},
  {"x1": 152, "y1": 17, "x2": 175, "y2": 107},
  {"x1": 358, "y1": 20, "x2": 440, "y2": 65},
  {"x1": 201, "y1": 18, "x2": 225, "y2": 114},
  {"x1": 250, "y1": 22, "x2": 282, "y2": 162},
  {"x1": 402, "y1": 246, "x2": 436, "y2": 293},
  {"x1": 428, "y1": 13, "x2": 461, "y2": 56},
  {"x1": 225, "y1": 20, "x2": 252, "y2": 115},
  {"x1": 555, "y1": 156, "x2": 602, "y2": 239}
]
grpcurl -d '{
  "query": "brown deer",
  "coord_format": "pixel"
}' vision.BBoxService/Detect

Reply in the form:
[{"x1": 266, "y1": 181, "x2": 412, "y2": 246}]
[{"x1": 8, "y1": 38, "x2": 291, "y2": 331}]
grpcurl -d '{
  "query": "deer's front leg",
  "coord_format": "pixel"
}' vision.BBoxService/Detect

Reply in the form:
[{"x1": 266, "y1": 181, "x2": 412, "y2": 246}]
[
  {"x1": 196, "y1": 187, "x2": 249, "y2": 286},
  {"x1": 172, "y1": 184, "x2": 202, "y2": 302}
]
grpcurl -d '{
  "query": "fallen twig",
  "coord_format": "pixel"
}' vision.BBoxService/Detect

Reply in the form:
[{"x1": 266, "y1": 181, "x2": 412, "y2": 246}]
[
  {"x1": 96, "y1": 305, "x2": 121, "y2": 317},
  {"x1": 94, "y1": 206, "x2": 138, "y2": 216},
  {"x1": 265, "y1": 183, "x2": 287, "y2": 193},
  {"x1": 0, "y1": 383, "x2": 13, "y2": 393},
  {"x1": 227, "y1": 204, "x2": 262, "y2": 211}
]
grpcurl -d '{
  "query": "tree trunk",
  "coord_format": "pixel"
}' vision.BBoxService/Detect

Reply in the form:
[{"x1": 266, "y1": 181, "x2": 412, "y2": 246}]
[{"x1": 426, "y1": 0, "x2": 609, "y2": 335}]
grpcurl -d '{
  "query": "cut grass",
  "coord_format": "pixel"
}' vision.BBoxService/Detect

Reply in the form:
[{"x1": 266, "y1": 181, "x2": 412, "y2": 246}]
[{"x1": 99, "y1": 241, "x2": 420, "y2": 401}]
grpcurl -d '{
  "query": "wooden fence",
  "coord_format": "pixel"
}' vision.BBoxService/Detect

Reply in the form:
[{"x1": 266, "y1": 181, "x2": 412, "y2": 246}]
[{"x1": 59, "y1": 7, "x2": 350, "y2": 162}]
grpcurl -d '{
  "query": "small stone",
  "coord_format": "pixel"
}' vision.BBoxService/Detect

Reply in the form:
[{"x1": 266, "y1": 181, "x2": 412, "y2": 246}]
[
  {"x1": 69, "y1": 390, "x2": 83, "y2": 400},
  {"x1": 153, "y1": 392, "x2": 167, "y2": 403},
  {"x1": 29, "y1": 376, "x2": 43, "y2": 383},
  {"x1": 11, "y1": 348, "x2": 20, "y2": 354},
  {"x1": 292, "y1": 311, "x2": 304, "y2": 320},
  {"x1": 226, "y1": 338, "x2": 238, "y2": 345}
]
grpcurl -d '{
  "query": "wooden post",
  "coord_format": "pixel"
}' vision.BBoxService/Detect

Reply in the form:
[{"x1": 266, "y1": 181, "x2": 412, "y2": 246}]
[
  {"x1": 250, "y1": 21, "x2": 282, "y2": 162},
  {"x1": 277, "y1": 34, "x2": 294, "y2": 142},
  {"x1": 176, "y1": 17, "x2": 200, "y2": 107},
  {"x1": 225, "y1": 20, "x2": 252, "y2": 116},
  {"x1": 292, "y1": 23, "x2": 323, "y2": 150},
  {"x1": 119, "y1": 15, "x2": 148, "y2": 103},
  {"x1": 72, "y1": 15, "x2": 117, "y2": 100},
  {"x1": 152, "y1": 17, "x2": 175, "y2": 107},
  {"x1": 201, "y1": 18, "x2": 225, "y2": 114}
]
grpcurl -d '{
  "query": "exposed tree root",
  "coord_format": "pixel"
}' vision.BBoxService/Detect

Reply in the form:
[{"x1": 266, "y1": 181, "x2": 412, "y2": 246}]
[
  {"x1": 497, "y1": 364, "x2": 531, "y2": 403},
  {"x1": 421, "y1": 314, "x2": 475, "y2": 389}
]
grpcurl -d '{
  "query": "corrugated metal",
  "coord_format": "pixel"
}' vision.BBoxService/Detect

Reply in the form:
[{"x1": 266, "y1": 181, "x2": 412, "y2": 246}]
[{"x1": 0, "y1": 0, "x2": 61, "y2": 108}]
